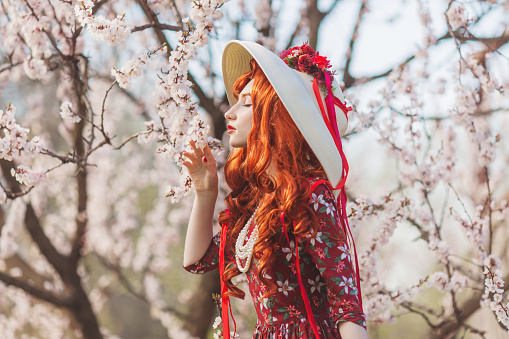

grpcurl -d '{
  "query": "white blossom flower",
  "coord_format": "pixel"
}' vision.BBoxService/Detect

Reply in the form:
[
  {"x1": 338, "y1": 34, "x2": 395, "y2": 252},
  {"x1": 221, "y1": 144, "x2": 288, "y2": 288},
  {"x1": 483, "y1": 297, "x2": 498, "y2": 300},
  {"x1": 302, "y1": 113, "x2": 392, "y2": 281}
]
[
  {"x1": 0, "y1": 104, "x2": 44, "y2": 161},
  {"x1": 427, "y1": 271, "x2": 450, "y2": 292},
  {"x1": 138, "y1": 121, "x2": 158, "y2": 145},
  {"x1": 112, "y1": 45, "x2": 167, "y2": 89},
  {"x1": 428, "y1": 235, "x2": 450, "y2": 264},
  {"x1": 152, "y1": 0, "x2": 229, "y2": 203},
  {"x1": 74, "y1": 0, "x2": 130, "y2": 46},
  {"x1": 60, "y1": 101, "x2": 82, "y2": 123},
  {"x1": 23, "y1": 56, "x2": 48, "y2": 80},
  {"x1": 212, "y1": 316, "x2": 221, "y2": 329},
  {"x1": 11, "y1": 165, "x2": 47, "y2": 187},
  {"x1": 450, "y1": 272, "x2": 470, "y2": 291}
]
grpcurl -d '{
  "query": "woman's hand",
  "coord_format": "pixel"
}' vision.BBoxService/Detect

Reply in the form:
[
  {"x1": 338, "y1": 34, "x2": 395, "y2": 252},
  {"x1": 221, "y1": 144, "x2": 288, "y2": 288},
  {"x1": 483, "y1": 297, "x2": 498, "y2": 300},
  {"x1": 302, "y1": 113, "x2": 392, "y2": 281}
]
[{"x1": 182, "y1": 140, "x2": 218, "y2": 195}]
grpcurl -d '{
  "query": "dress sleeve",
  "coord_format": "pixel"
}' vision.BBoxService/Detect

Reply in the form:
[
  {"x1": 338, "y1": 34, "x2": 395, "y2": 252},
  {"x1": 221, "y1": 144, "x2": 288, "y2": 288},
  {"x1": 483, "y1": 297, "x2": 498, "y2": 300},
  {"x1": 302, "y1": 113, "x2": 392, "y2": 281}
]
[
  {"x1": 303, "y1": 182, "x2": 366, "y2": 329},
  {"x1": 183, "y1": 231, "x2": 221, "y2": 274}
]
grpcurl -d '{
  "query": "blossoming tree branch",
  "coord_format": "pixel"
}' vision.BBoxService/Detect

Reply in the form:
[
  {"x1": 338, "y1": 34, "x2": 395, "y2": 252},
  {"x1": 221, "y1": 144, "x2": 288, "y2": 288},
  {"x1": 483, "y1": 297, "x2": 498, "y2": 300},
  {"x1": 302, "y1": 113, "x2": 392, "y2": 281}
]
[{"x1": 0, "y1": 0, "x2": 508, "y2": 338}]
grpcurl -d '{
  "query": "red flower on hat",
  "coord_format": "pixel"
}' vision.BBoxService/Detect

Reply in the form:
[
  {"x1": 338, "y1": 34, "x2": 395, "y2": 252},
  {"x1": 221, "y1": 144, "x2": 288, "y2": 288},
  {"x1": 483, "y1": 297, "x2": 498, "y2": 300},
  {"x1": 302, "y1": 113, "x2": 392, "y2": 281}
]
[
  {"x1": 279, "y1": 49, "x2": 291, "y2": 60},
  {"x1": 300, "y1": 44, "x2": 315, "y2": 55},
  {"x1": 312, "y1": 52, "x2": 331, "y2": 69},
  {"x1": 297, "y1": 54, "x2": 314, "y2": 73},
  {"x1": 280, "y1": 42, "x2": 335, "y2": 86}
]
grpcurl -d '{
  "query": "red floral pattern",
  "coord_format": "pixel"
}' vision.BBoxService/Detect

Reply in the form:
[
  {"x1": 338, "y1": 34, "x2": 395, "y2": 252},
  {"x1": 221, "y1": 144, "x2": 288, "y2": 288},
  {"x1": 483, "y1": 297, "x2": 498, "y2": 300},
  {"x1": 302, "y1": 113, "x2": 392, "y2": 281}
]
[{"x1": 184, "y1": 179, "x2": 366, "y2": 338}]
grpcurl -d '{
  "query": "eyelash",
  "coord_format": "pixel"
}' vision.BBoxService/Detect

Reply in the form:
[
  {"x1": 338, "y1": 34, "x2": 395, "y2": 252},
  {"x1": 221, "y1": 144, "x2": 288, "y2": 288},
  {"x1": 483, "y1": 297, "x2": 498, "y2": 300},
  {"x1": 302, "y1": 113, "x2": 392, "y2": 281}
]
[{"x1": 242, "y1": 104, "x2": 252, "y2": 107}]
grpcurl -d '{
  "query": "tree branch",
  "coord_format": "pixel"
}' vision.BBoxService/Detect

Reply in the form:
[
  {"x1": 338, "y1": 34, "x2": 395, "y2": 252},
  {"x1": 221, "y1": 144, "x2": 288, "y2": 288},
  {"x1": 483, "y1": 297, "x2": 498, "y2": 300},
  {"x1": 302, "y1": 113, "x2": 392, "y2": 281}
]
[
  {"x1": 168, "y1": 0, "x2": 184, "y2": 30},
  {"x1": 0, "y1": 61, "x2": 22, "y2": 74},
  {"x1": 324, "y1": 0, "x2": 342, "y2": 15},
  {"x1": 343, "y1": 0, "x2": 369, "y2": 88},
  {"x1": 304, "y1": 0, "x2": 326, "y2": 50},
  {"x1": 94, "y1": 253, "x2": 185, "y2": 318},
  {"x1": 436, "y1": 291, "x2": 483, "y2": 338},
  {"x1": 26, "y1": 203, "x2": 74, "y2": 278},
  {"x1": 0, "y1": 160, "x2": 71, "y2": 280},
  {"x1": 399, "y1": 301, "x2": 439, "y2": 330},
  {"x1": 435, "y1": 273, "x2": 509, "y2": 338},
  {"x1": 0, "y1": 271, "x2": 71, "y2": 307},
  {"x1": 346, "y1": 30, "x2": 509, "y2": 88},
  {"x1": 132, "y1": 22, "x2": 181, "y2": 33},
  {"x1": 64, "y1": 36, "x2": 91, "y2": 267}
]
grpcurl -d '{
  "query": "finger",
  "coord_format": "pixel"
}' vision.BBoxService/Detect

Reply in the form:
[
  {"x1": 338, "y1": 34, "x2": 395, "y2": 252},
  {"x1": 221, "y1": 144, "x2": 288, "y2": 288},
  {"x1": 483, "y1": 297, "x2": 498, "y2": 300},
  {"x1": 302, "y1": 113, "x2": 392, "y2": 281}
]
[
  {"x1": 182, "y1": 150, "x2": 198, "y2": 161},
  {"x1": 189, "y1": 140, "x2": 203, "y2": 156},
  {"x1": 202, "y1": 144, "x2": 217, "y2": 166}
]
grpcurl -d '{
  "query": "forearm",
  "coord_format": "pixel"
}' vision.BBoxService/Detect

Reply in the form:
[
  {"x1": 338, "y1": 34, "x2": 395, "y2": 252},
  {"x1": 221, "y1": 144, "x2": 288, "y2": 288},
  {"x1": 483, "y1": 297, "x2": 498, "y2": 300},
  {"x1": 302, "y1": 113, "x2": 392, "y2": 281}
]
[
  {"x1": 183, "y1": 191, "x2": 217, "y2": 266},
  {"x1": 337, "y1": 321, "x2": 369, "y2": 339}
]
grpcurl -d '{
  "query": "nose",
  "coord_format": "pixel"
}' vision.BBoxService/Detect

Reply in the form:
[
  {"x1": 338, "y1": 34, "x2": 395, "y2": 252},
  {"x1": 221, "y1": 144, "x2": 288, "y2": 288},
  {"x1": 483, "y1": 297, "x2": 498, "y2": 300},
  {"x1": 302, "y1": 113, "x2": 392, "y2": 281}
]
[{"x1": 224, "y1": 104, "x2": 237, "y2": 120}]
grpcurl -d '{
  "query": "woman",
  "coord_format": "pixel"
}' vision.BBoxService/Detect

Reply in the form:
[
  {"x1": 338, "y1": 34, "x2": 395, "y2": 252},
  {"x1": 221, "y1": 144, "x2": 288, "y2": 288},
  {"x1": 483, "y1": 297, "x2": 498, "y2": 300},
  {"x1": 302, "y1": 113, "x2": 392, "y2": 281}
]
[{"x1": 182, "y1": 40, "x2": 368, "y2": 339}]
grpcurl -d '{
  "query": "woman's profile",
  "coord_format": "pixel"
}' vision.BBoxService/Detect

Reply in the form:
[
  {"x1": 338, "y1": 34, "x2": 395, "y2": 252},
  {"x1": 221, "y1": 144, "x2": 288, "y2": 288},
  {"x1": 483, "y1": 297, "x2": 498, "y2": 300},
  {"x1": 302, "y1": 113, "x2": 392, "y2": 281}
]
[{"x1": 182, "y1": 40, "x2": 368, "y2": 339}]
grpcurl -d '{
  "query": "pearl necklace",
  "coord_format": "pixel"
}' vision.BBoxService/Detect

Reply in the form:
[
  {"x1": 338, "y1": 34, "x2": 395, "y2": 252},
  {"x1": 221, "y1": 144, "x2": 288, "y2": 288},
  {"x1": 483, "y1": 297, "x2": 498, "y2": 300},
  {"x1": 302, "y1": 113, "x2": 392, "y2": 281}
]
[{"x1": 235, "y1": 206, "x2": 260, "y2": 273}]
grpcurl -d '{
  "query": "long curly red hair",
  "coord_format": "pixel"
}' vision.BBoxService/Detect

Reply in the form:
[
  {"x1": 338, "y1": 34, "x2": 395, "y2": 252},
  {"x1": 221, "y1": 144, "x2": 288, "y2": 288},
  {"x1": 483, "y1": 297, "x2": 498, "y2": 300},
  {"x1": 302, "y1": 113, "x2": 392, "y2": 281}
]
[{"x1": 218, "y1": 59, "x2": 327, "y2": 299}]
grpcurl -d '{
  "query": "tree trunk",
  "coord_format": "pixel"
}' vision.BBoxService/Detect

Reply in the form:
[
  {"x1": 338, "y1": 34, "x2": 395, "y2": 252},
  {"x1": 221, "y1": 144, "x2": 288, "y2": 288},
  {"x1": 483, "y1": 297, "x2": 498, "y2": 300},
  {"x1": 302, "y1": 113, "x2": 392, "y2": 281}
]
[
  {"x1": 305, "y1": 0, "x2": 325, "y2": 50},
  {"x1": 69, "y1": 277, "x2": 104, "y2": 339},
  {"x1": 183, "y1": 270, "x2": 221, "y2": 338}
]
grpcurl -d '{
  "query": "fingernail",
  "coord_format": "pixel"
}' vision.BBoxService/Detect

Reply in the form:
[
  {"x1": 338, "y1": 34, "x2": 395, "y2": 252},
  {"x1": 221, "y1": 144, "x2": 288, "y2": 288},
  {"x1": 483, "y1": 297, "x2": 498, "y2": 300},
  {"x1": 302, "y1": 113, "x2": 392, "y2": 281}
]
[{"x1": 204, "y1": 157, "x2": 208, "y2": 163}]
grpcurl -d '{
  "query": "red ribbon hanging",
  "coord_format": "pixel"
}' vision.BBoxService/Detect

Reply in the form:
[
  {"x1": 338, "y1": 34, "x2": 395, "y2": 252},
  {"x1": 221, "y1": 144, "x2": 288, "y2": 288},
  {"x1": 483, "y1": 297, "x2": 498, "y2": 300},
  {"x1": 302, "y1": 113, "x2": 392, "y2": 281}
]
[
  {"x1": 324, "y1": 72, "x2": 341, "y2": 142},
  {"x1": 312, "y1": 78, "x2": 351, "y2": 191},
  {"x1": 280, "y1": 212, "x2": 321, "y2": 338},
  {"x1": 220, "y1": 219, "x2": 237, "y2": 339},
  {"x1": 312, "y1": 77, "x2": 363, "y2": 312},
  {"x1": 333, "y1": 96, "x2": 351, "y2": 120}
]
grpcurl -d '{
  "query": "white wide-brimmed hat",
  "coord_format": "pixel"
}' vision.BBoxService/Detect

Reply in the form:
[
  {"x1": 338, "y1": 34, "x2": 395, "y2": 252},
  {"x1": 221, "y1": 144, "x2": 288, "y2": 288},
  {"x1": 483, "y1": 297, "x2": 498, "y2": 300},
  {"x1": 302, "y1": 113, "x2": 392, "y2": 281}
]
[{"x1": 222, "y1": 40, "x2": 350, "y2": 191}]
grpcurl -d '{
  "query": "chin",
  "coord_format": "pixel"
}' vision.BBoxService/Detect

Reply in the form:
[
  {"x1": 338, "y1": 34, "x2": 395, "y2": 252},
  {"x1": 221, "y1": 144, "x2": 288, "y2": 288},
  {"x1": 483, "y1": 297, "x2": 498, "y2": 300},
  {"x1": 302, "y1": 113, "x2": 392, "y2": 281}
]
[
  {"x1": 228, "y1": 131, "x2": 249, "y2": 148},
  {"x1": 231, "y1": 144, "x2": 247, "y2": 149},
  {"x1": 229, "y1": 140, "x2": 247, "y2": 148}
]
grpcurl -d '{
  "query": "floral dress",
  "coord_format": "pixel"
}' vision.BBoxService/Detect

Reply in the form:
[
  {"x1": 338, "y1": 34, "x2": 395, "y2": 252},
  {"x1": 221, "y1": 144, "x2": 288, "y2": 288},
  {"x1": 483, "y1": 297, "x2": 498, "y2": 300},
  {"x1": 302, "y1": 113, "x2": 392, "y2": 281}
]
[{"x1": 184, "y1": 179, "x2": 366, "y2": 338}]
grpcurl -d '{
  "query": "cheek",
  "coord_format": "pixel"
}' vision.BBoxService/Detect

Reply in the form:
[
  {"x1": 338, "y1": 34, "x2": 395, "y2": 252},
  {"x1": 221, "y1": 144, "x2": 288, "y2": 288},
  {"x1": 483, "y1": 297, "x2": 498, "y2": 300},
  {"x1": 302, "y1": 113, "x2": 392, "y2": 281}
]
[
  {"x1": 247, "y1": 112, "x2": 254, "y2": 130},
  {"x1": 240, "y1": 112, "x2": 254, "y2": 131},
  {"x1": 247, "y1": 115, "x2": 254, "y2": 131}
]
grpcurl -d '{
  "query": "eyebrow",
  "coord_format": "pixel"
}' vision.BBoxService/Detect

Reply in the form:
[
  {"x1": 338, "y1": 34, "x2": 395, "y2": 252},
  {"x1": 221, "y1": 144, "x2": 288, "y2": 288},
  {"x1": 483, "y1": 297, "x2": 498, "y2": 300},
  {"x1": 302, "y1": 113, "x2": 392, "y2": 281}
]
[{"x1": 239, "y1": 92, "x2": 251, "y2": 99}]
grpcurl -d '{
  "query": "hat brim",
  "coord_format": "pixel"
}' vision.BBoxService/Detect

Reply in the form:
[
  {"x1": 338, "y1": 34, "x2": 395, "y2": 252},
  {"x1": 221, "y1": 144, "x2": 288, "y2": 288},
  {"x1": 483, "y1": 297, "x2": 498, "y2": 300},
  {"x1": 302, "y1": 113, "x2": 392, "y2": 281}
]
[{"x1": 222, "y1": 40, "x2": 345, "y2": 191}]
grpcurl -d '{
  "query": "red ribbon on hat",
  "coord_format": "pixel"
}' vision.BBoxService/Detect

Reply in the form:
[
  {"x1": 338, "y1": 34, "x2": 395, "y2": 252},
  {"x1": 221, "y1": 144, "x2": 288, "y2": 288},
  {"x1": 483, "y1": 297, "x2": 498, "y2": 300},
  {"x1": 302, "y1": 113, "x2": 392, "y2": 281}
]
[{"x1": 312, "y1": 75, "x2": 363, "y2": 313}]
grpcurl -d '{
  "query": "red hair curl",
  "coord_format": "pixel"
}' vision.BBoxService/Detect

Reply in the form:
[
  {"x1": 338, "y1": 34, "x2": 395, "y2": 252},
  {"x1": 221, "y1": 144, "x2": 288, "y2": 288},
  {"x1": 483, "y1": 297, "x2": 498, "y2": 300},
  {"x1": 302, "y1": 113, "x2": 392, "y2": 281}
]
[{"x1": 218, "y1": 59, "x2": 327, "y2": 299}]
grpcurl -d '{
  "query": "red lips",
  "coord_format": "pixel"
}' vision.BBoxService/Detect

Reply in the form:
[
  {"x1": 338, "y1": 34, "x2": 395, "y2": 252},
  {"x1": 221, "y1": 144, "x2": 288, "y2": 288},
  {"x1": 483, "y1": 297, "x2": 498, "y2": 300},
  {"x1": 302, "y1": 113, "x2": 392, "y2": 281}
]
[{"x1": 227, "y1": 124, "x2": 236, "y2": 131}]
